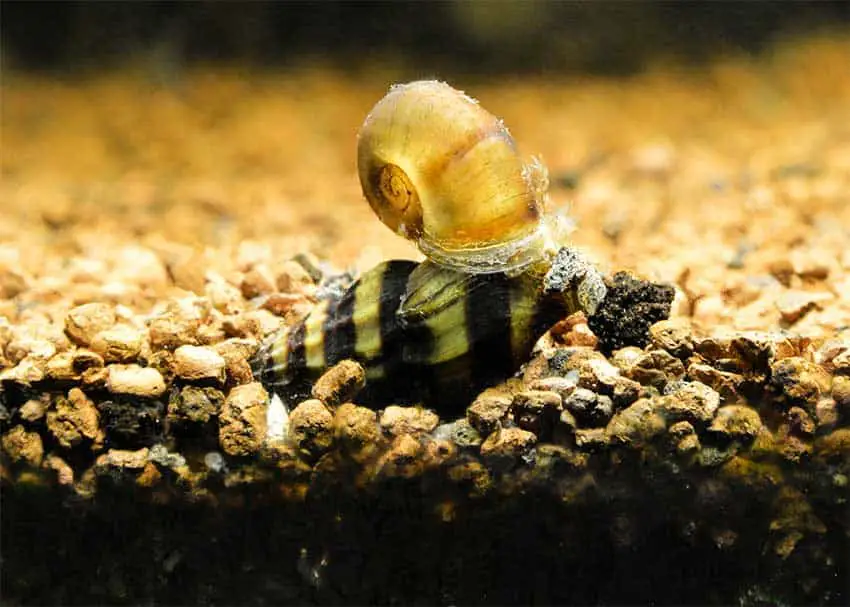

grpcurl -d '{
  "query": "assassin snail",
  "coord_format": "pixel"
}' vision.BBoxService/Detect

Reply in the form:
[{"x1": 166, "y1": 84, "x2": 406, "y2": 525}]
[{"x1": 357, "y1": 80, "x2": 559, "y2": 275}]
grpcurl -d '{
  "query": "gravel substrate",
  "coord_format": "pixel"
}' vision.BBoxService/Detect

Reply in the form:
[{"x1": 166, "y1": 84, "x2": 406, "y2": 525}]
[{"x1": 2, "y1": 35, "x2": 849, "y2": 605}]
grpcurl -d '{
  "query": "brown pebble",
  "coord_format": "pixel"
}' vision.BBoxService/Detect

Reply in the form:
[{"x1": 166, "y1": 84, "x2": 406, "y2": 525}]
[
  {"x1": 18, "y1": 397, "x2": 48, "y2": 423},
  {"x1": 709, "y1": 405, "x2": 763, "y2": 440},
  {"x1": 512, "y1": 390, "x2": 562, "y2": 439},
  {"x1": 44, "y1": 454, "x2": 75, "y2": 485},
  {"x1": 167, "y1": 385, "x2": 224, "y2": 428},
  {"x1": 776, "y1": 290, "x2": 831, "y2": 324},
  {"x1": 2, "y1": 425, "x2": 44, "y2": 466},
  {"x1": 89, "y1": 325, "x2": 144, "y2": 363},
  {"x1": 213, "y1": 338, "x2": 259, "y2": 385},
  {"x1": 333, "y1": 403, "x2": 381, "y2": 462},
  {"x1": 95, "y1": 447, "x2": 150, "y2": 472},
  {"x1": 240, "y1": 265, "x2": 277, "y2": 299},
  {"x1": 288, "y1": 398, "x2": 334, "y2": 457},
  {"x1": 262, "y1": 292, "x2": 307, "y2": 317},
  {"x1": 380, "y1": 405, "x2": 439, "y2": 437},
  {"x1": 173, "y1": 345, "x2": 226, "y2": 382},
  {"x1": 106, "y1": 364, "x2": 166, "y2": 398},
  {"x1": 467, "y1": 390, "x2": 512, "y2": 436},
  {"x1": 205, "y1": 277, "x2": 245, "y2": 314},
  {"x1": 311, "y1": 359, "x2": 366, "y2": 407},
  {"x1": 378, "y1": 434, "x2": 424, "y2": 478},
  {"x1": 626, "y1": 349, "x2": 686, "y2": 389},
  {"x1": 480, "y1": 427, "x2": 536, "y2": 461},
  {"x1": 65, "y1": 303, "x2": 116, "y2": 346},
  {"x1": 659, "y1": 381, "x2": 720, "y2": 425},
  {"x1": 276, "y1": 260, "x2": 317, "y2": 294},
  {"x1": 833, "y1": 375, "x2": 850, "y2": 410},
  {"x1": 605, "y1": 398, "x2": 666, "y2": 447},
  {"x1": 649, "y1": 319, "x2": 694, "y2": 359},
  {"x1": 687, "y1": 363, "x2": 743, "y2": 402},
  {"x1": 770, "y1": 357, "x2": 832, "y2": 412},
  {"x1": 219, "y1": 382, "x2": 269, "y2": 457},
  {"x1": 46, "y1": 388, "x2": 103, "y2": 449},
  {"x1": 574, "y1": 427, "x2": 610, "y2": 451},
  {"x1": 148, "y1": 297, "x2": 209, "y2": 350}
]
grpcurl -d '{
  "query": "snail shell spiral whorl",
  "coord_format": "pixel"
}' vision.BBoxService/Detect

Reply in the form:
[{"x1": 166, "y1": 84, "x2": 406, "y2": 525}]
[{"x1": 357, "y1": 80, "x2": 550, "y2": 274}]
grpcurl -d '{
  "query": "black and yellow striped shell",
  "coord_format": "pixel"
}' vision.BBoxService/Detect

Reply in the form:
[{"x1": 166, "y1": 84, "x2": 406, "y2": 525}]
[{"x1": 357, "y1": 80, "x2": 551, "y2": 274}]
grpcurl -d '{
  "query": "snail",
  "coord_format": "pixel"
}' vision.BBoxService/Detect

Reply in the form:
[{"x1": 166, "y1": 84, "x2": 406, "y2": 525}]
[
  {"x1": 251, "y1": 80, "x2": 674, "y2": 414},
  {"x1": 252, "y1": 248, "x2": 608, "y2": 413},
  {"x1": 357, "y1": 80, "x2": 559, "y2": 275}
]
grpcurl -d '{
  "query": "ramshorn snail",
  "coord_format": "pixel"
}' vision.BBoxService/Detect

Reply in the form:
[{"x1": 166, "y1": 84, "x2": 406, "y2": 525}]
[{"x1": 357, "y1": 80, "x2": 555, "y2": 274}]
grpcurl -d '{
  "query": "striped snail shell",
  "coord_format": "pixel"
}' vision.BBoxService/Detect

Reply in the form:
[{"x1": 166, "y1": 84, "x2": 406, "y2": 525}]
[{"x1": 357, "y1": 80, "x2": 552, "y2": 274}]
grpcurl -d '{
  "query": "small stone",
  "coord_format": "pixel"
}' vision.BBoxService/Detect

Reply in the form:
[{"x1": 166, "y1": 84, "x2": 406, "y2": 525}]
[
  {"x1": 480, "y1": 427, "x2": 536, "y2": 462},
  {"x1": 833, "y1": 376, "x2": 850, "y2": 410},
  {"x1": 333, "y1": 403, "x2": 381, "y2": 461},
  {"x1": 786, "y1": 406, "x2": 816, "y2": 437},
  {"x1": 113, "y1": 246, "x2": 169, "y2": 289},
  {"x1": 770, "y1": 357, "x2": 832, "y2": 413},
  {"x1": 649, "y1": 319, "x2": 694, "y2": 359},
  {"x1": 709, "y1": 405, "x2": 763, "y2": 440},
  {"x1": 106, "y1": 364, "x2": 166, "y2": 398},
  {"x1": 65, "y1": 303, "x2": 116, "y2": 346},
  {"x1": 659, "y1": 381, "x2": 721, "y2": 425},
  {"x1": 262, "y1": 293, "x2": 307, "y2": 317},
  {"x1": 44, "y1": 454, "x2": 75, "y2": 485},
  {"x1": 94, "y1": 447, "x2": 150, "y2": 472},
  {"x1": 816, "y1": 339, "x2": 849, "y2": 375},
  {"x1": 534, "y1": 444, "x2": 589, "y2": 473},
  {"x1": 18, "y1": 398, "x2": 48, "y2": 423},
  {"x1": 512, "y1": 390, "x2": 562, "y2": 439},
  {"x1": 2, "y1": 425, "x2": 44, "y2": 466},
  {"x1": 528, "y1": 376, "x2": 578, "y2": 400},
  {"x1": 612, "y1": 376, "x2": 642, "y2": 408},
  {"x1": 625, "y1": 350, "x2": 686, "y2": 389},
  {"x1": 46, "y1": 388, "x2": 103, "y2": 449},
  {"x1": 574, "y1": 427, "x2": 609, "y2": 451},
  {"x1": 467, "y1": 390, "x2": 512, "y2": 436},
  {"x1": 0, "y1": 357, "x2": 45, "y2": 385},
  {"x1": 776, "y1": 290, "x2": 831, "y2": 324},
  {"x1": 240, "y1": 265, "x2": 277, "y2": 299},
  {"x1": 288, "y1": 398, "x2": 333, "y2": 457},
  {"x1": 205, "y1": 277, "x2": 244, "y2": 314},
  {"x1": 311, "y1": 359, "x2": 366, "y2": 407},
  {"x1": 81, "y1": 366, "x2": 108, "y2": 390},
  {"x1": 815, "y1": 398, "x2": 839, "y2": 429},
  {"x1": 219, "y1": 382, "x2": 268, "y2": 457},
  {"x1": 563, "y1": 388, "x2": 614, "y2": 427},
  {"x1": 605, "y1": 398, "x2": 666, "y2": 447},
  {"x1": 45, "y1": 348, "x2": 104, "y2": 382},
  {"x1": 213, "y1": 338, "x2": 259, "y2": 385},
  {"x1": 148, "y1": 297, "x2": 209, "y2": 350},
  {"x1": 89, "y1": 325, "x2": 144, "y2": 363},
  {"x1": 173, "y1": 345, "x2": 226, "y2": 382},
  {"x1": 814, "y1": 428, "x2": 850, "y2": 461},
  {"x1": 378, "y1": 434, "x2": 424, "y2": 478},
  {"x1": 433, "y1": 418, "x2": 482, "y2": 450},
  {"x1": 610, "y1": 346, "x2": 645, "y2": 374},
  {"x1": 687, "y1": 363, "x2": 743, "y2": 402},
  {"x1": 276, "y1": 259, "x2": 317, "y2": 294},
  {"x1": 167, "y1": 385, "x2": 224, "y2": 428},
  {"x1": 380, "y1": 405, "x2": 439, "y2": 437}
]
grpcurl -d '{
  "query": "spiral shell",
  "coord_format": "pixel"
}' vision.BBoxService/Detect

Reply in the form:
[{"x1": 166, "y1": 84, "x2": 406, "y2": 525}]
[{"x1": 357, "y1": 80, "x2": 551, "y2": 274}]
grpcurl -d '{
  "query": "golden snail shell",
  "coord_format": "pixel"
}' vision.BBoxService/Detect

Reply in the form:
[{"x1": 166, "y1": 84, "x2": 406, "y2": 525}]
[{"x1": 357, "y1": 80, "x2": 552, "y2": 274}]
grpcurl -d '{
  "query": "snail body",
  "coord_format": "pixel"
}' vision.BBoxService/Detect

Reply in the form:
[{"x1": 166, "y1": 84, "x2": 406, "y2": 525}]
[{"x1": 357, "y1": 80, "x2": 552, "y2": 274}]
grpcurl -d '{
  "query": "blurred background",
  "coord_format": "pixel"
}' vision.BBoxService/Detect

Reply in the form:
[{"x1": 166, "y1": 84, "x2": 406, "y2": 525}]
[{"x1": 4, "y1": 1, "x2": 850, "y2": 76}]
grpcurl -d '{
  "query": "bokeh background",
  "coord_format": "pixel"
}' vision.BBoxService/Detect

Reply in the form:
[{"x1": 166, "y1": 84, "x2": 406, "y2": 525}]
[{"x1": 4, "y1": 1, "x2": 850, "y2": 76}]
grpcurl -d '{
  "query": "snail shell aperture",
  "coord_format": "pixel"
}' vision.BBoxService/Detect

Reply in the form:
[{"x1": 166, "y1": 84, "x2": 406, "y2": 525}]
[{"x1": 357, "y1": 80, "x2": 552, "y2": 274}]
